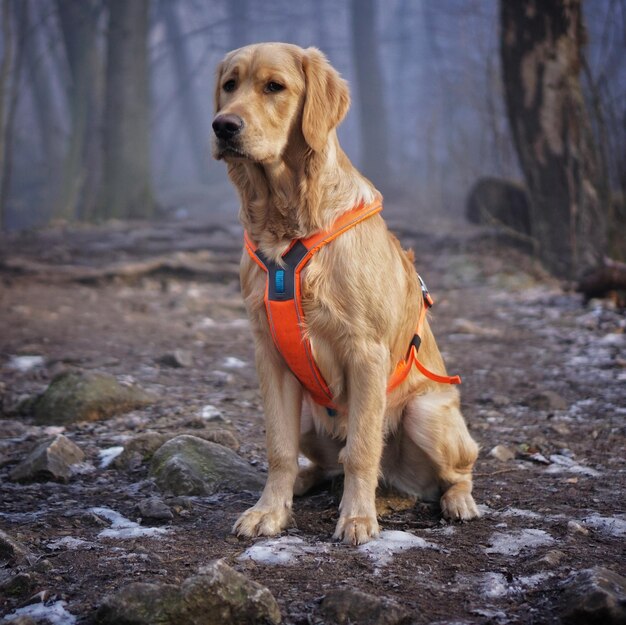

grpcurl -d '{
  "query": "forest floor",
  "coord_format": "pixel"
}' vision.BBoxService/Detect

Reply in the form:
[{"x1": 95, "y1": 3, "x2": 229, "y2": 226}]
[{"x1": 0, "y1": 204, "x2": 624, "y2": 625}]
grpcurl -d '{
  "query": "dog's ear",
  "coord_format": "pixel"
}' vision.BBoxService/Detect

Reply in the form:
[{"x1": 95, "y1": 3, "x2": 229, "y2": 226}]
[
  {"x1": 214, "y1": 60, "x2": 225, "y2": 113},
  {"x1": 302, "y1": 48, "x2": 350, "y2": 152}
]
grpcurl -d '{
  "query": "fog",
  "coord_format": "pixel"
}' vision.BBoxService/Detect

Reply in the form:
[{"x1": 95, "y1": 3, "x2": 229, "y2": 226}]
[{"x1": 0, "y1": 0, "x2": 624, "y2": 232}]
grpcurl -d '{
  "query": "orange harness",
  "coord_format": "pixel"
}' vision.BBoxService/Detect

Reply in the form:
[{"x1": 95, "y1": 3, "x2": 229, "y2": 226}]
[{"x1": 244, "y1": 198, "x2": 460, "y2": 410}]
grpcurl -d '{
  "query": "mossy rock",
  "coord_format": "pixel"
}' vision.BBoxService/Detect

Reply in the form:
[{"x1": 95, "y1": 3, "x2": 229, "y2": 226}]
[
  {"x1": 96, "y1": 560, "x2": 281, "y2": 625},
  {"x1": 32, "y1": 371, "x2": 155, "y2": 425},
  {"x1": 150, "y1": 435, "x2": 263, "y2": 496}
]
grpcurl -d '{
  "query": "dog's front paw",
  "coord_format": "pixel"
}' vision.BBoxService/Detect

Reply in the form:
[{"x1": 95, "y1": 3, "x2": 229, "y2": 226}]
[
  {"x1": 233, "y1": 506, "x2": 292, "y2": 538},
  {"x1": 333, "y1": 515, "x2": 380, "y2": 545},
  {"x1": 440, "y1": 487, "x2": 480, "y2": 521}
]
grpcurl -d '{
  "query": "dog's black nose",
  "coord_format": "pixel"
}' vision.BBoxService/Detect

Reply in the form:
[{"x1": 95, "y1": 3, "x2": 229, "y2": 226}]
[{"x1": 212, "y1": 114, "x2": 244, "y2": 140}]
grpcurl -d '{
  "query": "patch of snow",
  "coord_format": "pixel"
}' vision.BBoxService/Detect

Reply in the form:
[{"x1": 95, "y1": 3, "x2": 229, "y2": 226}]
[
  {"x1": 223, "y1": 356, "x2": 247, "y2": 368},
  {"x1": 6, "y1": 355, "x2": 45, "y2": 372},
  {"x1": 358, "y1": 530, "x2": 437, "y2": 567},
  {"x1": 479, "y1": 572, "x2": 509, "y2": 599},
  {"x1": 199, "y1": 317, "x2": 216, "y2": 327},
  {"x1": 3, "y1": 600, "x2": 76, "y2": 625},
  {"x1": 517, "y1": 572, "x2": 553, "y2": 589},
  {"x1": 47, "y1": 536, "x2": 92, "y2": 551},
  {"x1": 90, "y1": 507, "x2": 169, "y2": 540},
  {"x1": 500, "y1": 507, "x2": 542, "y2": 520},
  {"x1": 581, "y1": 514, "x2": 626, "y2": 538},
  {"x1": 69, "y1": 462, "x2": 95, "y2": 476},
  {"x1": 546, "y1": 454, "x2": 600, "y2": 477},
  {"x1": 486, "y1": 529, "x2": 554, "y2": 556},
  {"x1": 98, "y1": 446, "x2": 124, "y2": 468},
  {"x1": 598, "y1": 333, "x2": 625, "y2": 346},
  {"x1": 238, "y1": 536, "x2": 328, "y2": 565},
  {"x1": 42, "y1": 426, "x2": 66, "y2": 437},
  {"x1": 200, "y1": 404, "x2": 222, "y2": 420}
]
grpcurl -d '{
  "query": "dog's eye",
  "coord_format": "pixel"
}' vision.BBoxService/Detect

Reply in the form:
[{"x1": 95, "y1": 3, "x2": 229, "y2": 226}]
[
  {"x1": 265, "y1": 82, "x2": 285, "y2": 93},
  {"x1": 223, "y1": 80, "x2": 236, "y2": 93}
]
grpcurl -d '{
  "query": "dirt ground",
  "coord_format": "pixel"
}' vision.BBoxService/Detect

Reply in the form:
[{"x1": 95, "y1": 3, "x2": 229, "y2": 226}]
[{"x1": 0, "y1": 206, "x2": 625, "y2": 624}]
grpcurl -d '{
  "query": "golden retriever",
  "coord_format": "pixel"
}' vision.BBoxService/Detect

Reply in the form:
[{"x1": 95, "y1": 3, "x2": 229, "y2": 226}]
[{"x1": 212, "y1": 43, "x2": 479, "y2": 545}]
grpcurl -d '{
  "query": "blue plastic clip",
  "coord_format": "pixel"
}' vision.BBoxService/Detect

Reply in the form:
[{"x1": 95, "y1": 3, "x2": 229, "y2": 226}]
[
  {"x1": 275, "y1": 269, "x2": 285, "y2": 294},
  {"x1": 326, "y1": 407, "x2": 337, "y2": 417}
]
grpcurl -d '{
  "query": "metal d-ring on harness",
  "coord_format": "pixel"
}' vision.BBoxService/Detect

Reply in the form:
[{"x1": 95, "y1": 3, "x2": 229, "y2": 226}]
[{"x1": 244, "y1": 197, "x2": 461, "y2": 412}]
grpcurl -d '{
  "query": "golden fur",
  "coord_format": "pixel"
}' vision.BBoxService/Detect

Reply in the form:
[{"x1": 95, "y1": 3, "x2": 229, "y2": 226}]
[{"x1": 212, "y1": 43, "x2": 479, "y2": 545}]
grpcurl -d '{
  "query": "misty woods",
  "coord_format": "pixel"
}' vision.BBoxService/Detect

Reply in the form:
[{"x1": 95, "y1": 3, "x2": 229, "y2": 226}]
[{"x1": 0, "y1": 0, "x2": 624, "y2": 283}]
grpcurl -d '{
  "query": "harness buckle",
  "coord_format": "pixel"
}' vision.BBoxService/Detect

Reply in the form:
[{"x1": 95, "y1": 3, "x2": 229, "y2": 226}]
[{"x1": 418, "y1": 274, "x2": 434, "y2": 307}]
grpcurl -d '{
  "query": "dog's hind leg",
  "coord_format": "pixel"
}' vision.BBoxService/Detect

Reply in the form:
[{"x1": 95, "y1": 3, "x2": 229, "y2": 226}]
[
  {"x1": 403, "y1": 390, "x2": 480, "y2": 520},
  {"x1": 295, "y1": 422, "x2": 343, "y2": 496}
]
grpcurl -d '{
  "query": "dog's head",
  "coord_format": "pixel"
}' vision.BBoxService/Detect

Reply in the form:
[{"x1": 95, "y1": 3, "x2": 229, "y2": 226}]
[{"x1": 212, "y1": 43, "x2": 350, "y2": 162}]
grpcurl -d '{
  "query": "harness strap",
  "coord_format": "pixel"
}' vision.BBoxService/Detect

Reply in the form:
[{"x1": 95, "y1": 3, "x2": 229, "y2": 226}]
[{"x1": 244, "y1": 197, "x2": 460, "y2": 409}]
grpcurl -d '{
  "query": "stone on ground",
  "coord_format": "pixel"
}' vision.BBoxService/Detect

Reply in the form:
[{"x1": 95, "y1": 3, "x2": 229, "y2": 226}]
[
  {"x1": 136, "y1": 497, "x2": 173, "y2": 522},
  {"x1": 95, "y1": 559, "x2": 281, "y2": 625},
  {"x1": 10, "y1": 434, "x2": 84, "y2": 482},
  {"x1": 319, "y1": 588, "x2": 411, "y2": 625},
  {"x1": 0, "y1": 530, "x2": 33, "y2": 566},
  {"x1": 150, "y1": 434, "x2": 263, "y2": 496},
  {"x1": 113, "y1": 431, "x2": 169, "y2": 471},
  {"x1": 560, "y1": 567, "x2": 626, "y2": 625},
  {"x1": 32, "y1": 371, "x2": 155, "y2": 425}
]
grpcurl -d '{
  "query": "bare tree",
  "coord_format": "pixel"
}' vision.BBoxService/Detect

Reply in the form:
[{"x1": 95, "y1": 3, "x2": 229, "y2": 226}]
[
  {"x1": 55, "y1": 0, "x2": 102, "y2": 220},
  {"x1": 350, "y1": 0, "x2": 390, "y2": 186},
  {"x1": 0, "y1": 0, "x2": 14, "y2": 229},
  {"x1": 500, "y1": 0, "x2": 606, "y2": 279},
  {"x1": 100, "y1": 0, "x2": 154, "y2": 220},
  {"x1": 159, "y1": 0, "x2": 210, "y2": 184}
]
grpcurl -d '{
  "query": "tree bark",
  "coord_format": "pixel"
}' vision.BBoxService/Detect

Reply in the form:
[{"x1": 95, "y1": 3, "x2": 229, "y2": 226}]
[
  {"x1": 0, "y1": 0, "x2": 14, "y2": 230},
  {"x1": 500, "y1": 0, "x2": 606, "y2": 280},
  {"x1": 100, "y1": 0, "x2": 154, "y2": 220},
  {"x1": 55, "y1": 0, "x2": 102, "y2": 221},
  {"x1": 350, "y1": 0, "x2": 390, "y2": 186},
  {"x1": 159, "y1": 0, "x2": 210, "y2": 184}
]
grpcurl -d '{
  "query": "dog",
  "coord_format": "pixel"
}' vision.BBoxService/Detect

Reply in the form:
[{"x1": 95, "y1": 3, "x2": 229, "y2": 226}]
[{"x1": 212, "y1": 43, "x2": 479, "y2": 545}]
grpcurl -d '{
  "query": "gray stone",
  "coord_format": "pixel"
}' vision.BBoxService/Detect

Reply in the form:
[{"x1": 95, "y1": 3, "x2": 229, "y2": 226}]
[
  {"x1": 0, "y1": 530, "x2": 33, "y2": 566},
  {"x1": 525, "y1": 390, "x2": 568, "y2": 412},
  {"x1": 95, "y1": 559, "x2": 281, "y2": 625},
  {"x1": 113, "y1": 432, "x2": 169, "y2": 471},
  {"x1": 0, "y1": 572, "x2": 34, "y2": 597},
  {"x1": 136, "y1": 497, "x2": 173, "y2": 521},
  {"x1": 157, "y1": 349, "x2": 193, "y2": 368},
  {"x1": 32, "y1": 371, "x2": 155, "y2": 425},
  {"x1": 0, "y1": 419, "x2": 28, "y2": 438},
  {"x1": 561, "y1": 567, "x2": 626, "y2": 625},
  {"x1": 10, "y1": 434, "x2": 84, "y2": 482},
  {"x1": 150, "y1": 435, "x2": 264, "y2": 496},
  {"x1": 489, "y1": 444, "x2": 515, "y2": 462},
  {"x1": 319, "y1": 588, "x2": 411, "y2": 625}
]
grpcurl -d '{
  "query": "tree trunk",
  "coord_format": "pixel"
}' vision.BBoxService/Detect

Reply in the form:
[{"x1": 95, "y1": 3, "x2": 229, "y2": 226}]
[
  {"x1": 0, "y1": 0, "x2": 14, "y2": 230},
  {"x1": 55, "y1": 0, "x2": 102, "y2": 221},
  {"x1": 100, "y1": 0, "x2": 154, "y2": 220},
  {"x1": 350, "y1": 0, "x2": 390, "y2": 186},
  {"x1": 25, "y1": 0, "x2": 62, "y2": 169},
  {"x1": 159, "y1": 0, "x2": 210, "y2": 184},
  {"x1": 0, "y1": 0, "x2": 27, "y2": 225},
  {"x1": 500, "y1": 0, "x2": 606, "y2": 280}
]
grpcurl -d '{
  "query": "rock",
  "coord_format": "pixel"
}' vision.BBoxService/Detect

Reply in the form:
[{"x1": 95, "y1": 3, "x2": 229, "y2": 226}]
[
  {"x1": 525, "y1": 390, "x2": 568, "y2": 412},
  {"x1": 567, "y1": 520, "x2": 590, "y2": 536},
  {"x1": 0, "y1": 617, "x2": 37, "y2": 625},
  {"x1": 113, "y1": 432, "x2": 169, "y2": 471},
  {"x1": 319, "y1": 588, "x2": 411, "y2": 625},
  {"x1": 10, "y1": 435, "x2": 84, "y2": 482},
  {"x1": 0, "y1": 530, "x2": 33, "y2": 566},
  {"x1": 538, "y1": 549, "x2": 566, "y2": 567},
  {"x1": 196, "y1": 428, "x2": 239, "y2": 451},
  {"x1": 560, "y1": 567, "x2": 626, "y2": 625},
  {"x1": 32, "y1": 371, "x2": 155, "y2": 425},
  {"x1": 375, "y1": 490, "x2": 416, "y2": 517},
  {"x1": 0, "y1": 572, "x2": 34, "y2": 597},
  {"x1": 150, "y1": 435, "x2": 264, "y2": 496},
  {"x1": 137, "y1": 497, "x2": 173, "y2": 522},
  {"x1": 157, "y1": 349, "x2": 193, "y2": 368},
  {"x1": 95, "y1": 559, "x2": 281, "y2": 625},
  {"x1": 489, "y1": 445, "x2": 515, "y2": 462},
  {"x1": 0, "y1": 419, "x2": 28, "y2": 438}
]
